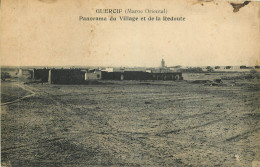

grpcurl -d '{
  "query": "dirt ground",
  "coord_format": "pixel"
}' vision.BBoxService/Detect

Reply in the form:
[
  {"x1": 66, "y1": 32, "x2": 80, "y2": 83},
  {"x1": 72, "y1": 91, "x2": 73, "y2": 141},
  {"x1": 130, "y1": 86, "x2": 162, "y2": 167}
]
[
  {"x1": 1, "y1": 73, "x2": 260, "y2": 167},
  {"x1": 1, "y1": 82, "x2": 33, "y2": 104}
]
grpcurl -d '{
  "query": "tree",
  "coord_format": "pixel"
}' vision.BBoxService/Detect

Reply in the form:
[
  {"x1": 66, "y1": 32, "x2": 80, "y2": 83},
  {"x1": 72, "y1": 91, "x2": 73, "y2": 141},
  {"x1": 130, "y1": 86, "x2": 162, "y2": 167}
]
[{"x1": 206, "y1": 66, "x2": 214, "y2": 72}]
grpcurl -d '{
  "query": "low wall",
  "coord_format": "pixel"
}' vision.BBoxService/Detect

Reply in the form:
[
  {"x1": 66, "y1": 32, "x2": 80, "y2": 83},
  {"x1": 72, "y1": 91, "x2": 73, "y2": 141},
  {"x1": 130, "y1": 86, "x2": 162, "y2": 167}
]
[
  {"x1": 101, "y1": 71, "x2": 183, "y2": 81},
  {"x1": 85, "y1": 71, "x2": 102, "y2": 80},
  {"x1": 101, "y1": 72, "x2": 122, "y2": 80},
  {"x1": 152, "y1": 73, "x2": 183, "y2": 80},
  {"x1": 49, "y1": 69, "x2": 85, "y2": 84},
  {"x1": 33, "y1": 69, "x2": 49, "y2": 82}
]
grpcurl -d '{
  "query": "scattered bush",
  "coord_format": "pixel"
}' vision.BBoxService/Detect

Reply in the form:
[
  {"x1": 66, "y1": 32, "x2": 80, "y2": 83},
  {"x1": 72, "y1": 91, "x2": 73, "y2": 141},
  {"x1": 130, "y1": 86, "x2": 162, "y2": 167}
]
[
  {"x1": 1, "y1": 72, "x2": 11, "y2": 81},
  {"x1": 206, "y1": 66, "x2": 214, "y2": 72}
]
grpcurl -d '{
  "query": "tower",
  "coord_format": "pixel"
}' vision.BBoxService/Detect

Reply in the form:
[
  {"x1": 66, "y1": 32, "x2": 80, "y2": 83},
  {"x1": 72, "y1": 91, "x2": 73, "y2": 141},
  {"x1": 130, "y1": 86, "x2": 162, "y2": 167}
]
[{"x1": 161, "y1": 59, "x2": 166, "y2": 68}]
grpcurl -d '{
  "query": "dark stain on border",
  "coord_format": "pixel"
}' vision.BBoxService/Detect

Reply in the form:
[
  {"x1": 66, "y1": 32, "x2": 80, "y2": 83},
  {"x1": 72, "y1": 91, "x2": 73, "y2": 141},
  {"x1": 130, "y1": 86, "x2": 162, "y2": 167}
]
[{"x1": 230, "y1": 1, "x2": 250, "y2": 13}]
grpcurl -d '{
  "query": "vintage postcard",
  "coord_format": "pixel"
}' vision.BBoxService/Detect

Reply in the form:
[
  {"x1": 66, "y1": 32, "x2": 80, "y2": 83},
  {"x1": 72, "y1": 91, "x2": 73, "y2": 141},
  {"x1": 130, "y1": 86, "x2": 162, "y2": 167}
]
[{"x1": 1, "y1": 0, "x2": 260, "y2": 166}]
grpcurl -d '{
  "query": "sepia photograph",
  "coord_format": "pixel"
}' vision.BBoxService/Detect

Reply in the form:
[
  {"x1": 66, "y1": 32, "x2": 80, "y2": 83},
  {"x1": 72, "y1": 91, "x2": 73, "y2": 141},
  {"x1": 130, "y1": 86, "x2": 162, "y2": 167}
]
[{"x1": 1, "y1": 0, "x2": 260, "y2": 166}]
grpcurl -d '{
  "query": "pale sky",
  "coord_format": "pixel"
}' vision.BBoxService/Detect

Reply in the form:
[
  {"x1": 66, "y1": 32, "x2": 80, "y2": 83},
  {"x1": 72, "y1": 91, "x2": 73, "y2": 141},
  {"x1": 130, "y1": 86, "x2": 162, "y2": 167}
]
[{"x1": 1, "y1": 0, "x2": 259, "y2": 67}]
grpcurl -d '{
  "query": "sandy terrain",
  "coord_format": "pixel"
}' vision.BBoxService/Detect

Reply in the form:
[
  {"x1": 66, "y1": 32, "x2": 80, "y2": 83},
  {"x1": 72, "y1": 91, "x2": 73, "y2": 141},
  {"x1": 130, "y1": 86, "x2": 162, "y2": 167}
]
[{"x1": 1, "y1": 73, "x2": 260, "y2": 167}]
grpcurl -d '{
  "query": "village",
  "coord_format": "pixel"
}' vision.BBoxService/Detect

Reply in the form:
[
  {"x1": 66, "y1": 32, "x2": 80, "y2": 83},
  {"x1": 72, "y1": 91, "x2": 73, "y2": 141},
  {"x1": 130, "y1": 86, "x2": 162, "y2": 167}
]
[{"x1": 4, "y1": 59, "x2": 259, "y2": 85}]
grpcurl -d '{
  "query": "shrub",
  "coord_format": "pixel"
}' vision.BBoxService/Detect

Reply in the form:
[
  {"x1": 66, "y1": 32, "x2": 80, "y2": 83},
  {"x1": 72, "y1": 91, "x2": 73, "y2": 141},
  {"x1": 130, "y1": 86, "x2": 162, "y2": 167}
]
[{"x1": 1, "y1": 72, "x2": 11, "y2": 81}]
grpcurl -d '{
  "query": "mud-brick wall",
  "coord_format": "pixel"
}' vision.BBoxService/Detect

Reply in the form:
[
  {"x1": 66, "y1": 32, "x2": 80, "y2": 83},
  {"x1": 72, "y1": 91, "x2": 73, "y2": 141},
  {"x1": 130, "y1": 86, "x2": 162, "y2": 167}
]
[
  {"x1": 152, "y1": 73, "x2": 183, "y2": 80},
  {"x1": 33, "y1": 69, "x2": 50, "y2": 82},
  {"x1": 101, "y1": 71, "x2": 122, "y2": 80},
  {"x1": 101, "y1": 71, "x2": 183, "y2": 81},
  {"x1": 49, "y1": 69, "x2": 85, "y2": 84},
  {"x1": 123, "y1": 71, "x2": 153, "y2": 80},
  {"x1": 85, "y1": 71, "x2": 102, "y2": 80}
]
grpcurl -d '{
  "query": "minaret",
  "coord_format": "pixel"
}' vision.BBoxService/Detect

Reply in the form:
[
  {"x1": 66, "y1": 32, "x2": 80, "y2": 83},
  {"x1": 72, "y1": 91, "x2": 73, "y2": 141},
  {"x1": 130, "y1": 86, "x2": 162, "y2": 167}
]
[{"x1": 161, "y1": 59, "x2": 166, "y2": 68}]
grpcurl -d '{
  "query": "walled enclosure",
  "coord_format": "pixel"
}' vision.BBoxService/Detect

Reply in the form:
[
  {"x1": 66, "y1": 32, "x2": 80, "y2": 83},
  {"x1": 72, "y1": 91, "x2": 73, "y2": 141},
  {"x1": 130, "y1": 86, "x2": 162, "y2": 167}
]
[
  {"x1": 48, "y1": 69, "x2": 85, "y2": 84},
  {"x1": 31, "y1": 69, "x2": 183, "y2": 84},
  {"x1": 33, "y1": 69, "x2": 50, "y2": 82}
]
